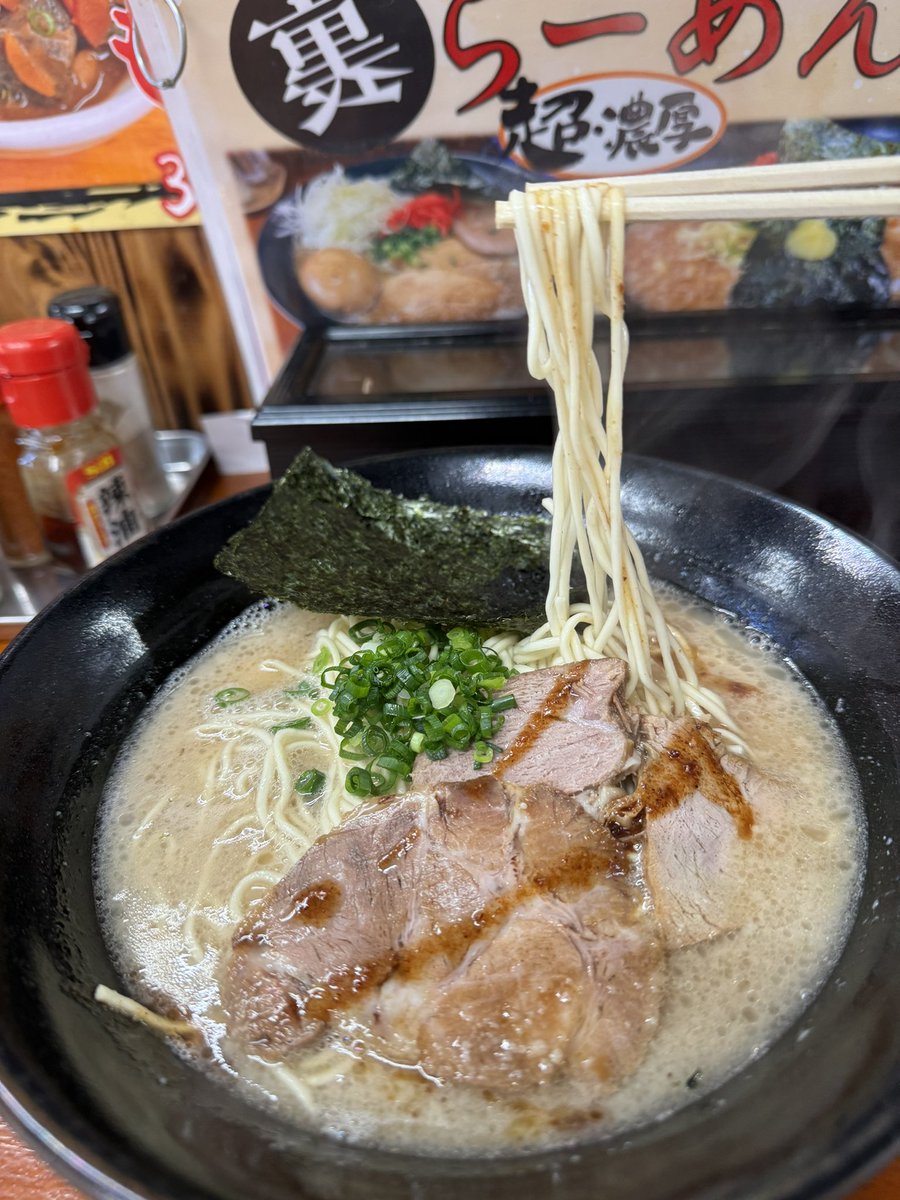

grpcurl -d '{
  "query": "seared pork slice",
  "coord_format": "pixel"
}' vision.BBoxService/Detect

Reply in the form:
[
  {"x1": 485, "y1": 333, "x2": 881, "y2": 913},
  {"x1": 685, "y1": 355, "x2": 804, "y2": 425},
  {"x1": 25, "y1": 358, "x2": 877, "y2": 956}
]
[
  {"x1": 416, "y1": 905, "x2": 600, "y2": 1088},
  {"x1": 643, "y1": 789, "x2": 745, "y2": 948},
  {"x1": 417, "y1": 881, "x2": 663, "y2": 1090},
  {"x1": 637, "y1": 715, "x2": 753, "y2": 837},
  {"x1": 413, "y1": 781, "x2": 663, "y2": 1089},
  {"x1": 412, "y1": 658, "x2": 635, "y2": 795},
  {"x1": 637, "y1": 716, "x2": 784, "y2": 948},
  {"x1": 721, "y1": 753, "x2": 791, "y2": 828},
  {"x1": 225, "y1": 796, "x2": 422, "y2": 1057},
  {"x1": 223, "y1": 777, "x2": 664, "y2": 1092}
]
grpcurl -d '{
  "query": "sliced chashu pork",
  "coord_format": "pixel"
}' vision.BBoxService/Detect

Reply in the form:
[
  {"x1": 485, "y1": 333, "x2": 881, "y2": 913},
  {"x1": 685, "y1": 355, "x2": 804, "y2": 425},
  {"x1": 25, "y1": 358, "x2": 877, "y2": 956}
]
[
  {"x1": 224, "y1": 658, "x2": 787, "y2": 1090},
  {"x1": 225, "y1": 792, "x2": 420, "y2": 1058},
  {"x1": 411, "y1": 783, "x2": 663, "y2": 1089},
  {"x1": 412, "y1": 658, "x2": 637, "y2": 796},
  {"x1": 223, "y1": 776, "x2": 665, "y2": 1091},
  {"x1": 635, "y1": 715, "x2": 787, "y2": 948}
]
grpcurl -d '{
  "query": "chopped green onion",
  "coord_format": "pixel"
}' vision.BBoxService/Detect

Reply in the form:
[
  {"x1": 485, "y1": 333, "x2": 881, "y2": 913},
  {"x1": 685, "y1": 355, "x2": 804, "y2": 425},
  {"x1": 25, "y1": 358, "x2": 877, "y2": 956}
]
[
  {"x1": 458, "y1": 648, "x2": 485, "y2": 668},
  {"x1": 28, "y1": 9, "x2": 56, "y2": 35},
  {"x1": 344, "y1": 676, "x2": 371, "y2": 699},
  {"x1": 346, "y1": 767, "x2": 373, "y2": 796},
  {"x1": 375, "y1": 754, "x2": 406, "y2": 775},
  {"x1": 349, "y1": 619, "x2": 385, "y2": 644},
  {"x1": 478, "y1": 675, "x2": 507, "y2": 690},
  {"x1": 338, "y1": 744, "x2": 368, "y2": 762},
  {"x1": 361, "y1": 727, "x2": 389, "y2": 755},
  {"x1": 294, "y1": 769, "x2": 326, "y2": 798},
  {"x1": 284, "y1": 677, "x2": 320, "y2": 699},
  {"x1": 311, "y1": 697, "x2": 332, "y2": 716},
  {"x1": 311, "y1": 646, "x2": 333, "y2": 673},
  {"x1": 428, "y1": 678, "x2": 456, "y2": 711},
  {"x1": 368, "y1": 770, "x2": 392, "y2": 795},
  {"x1": 270, "y1": 716, "x2": 313, "y2": 733},
  {"x1": 214, "y1": 687, "x2": 250, "y2": 708},
  {"x1": 423, "y1": 714, "x2": 444, "y2": 738},
  {"x1": 320, "y1": 621, "x2": 517, "y2": 798}
]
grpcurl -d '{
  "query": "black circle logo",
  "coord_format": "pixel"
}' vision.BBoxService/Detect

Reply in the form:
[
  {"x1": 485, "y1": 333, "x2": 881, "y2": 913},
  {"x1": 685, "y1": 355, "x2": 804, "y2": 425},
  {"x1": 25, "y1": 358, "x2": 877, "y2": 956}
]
[{"x1": 230, "y1": 0, "x2": 435, "y2": 154}]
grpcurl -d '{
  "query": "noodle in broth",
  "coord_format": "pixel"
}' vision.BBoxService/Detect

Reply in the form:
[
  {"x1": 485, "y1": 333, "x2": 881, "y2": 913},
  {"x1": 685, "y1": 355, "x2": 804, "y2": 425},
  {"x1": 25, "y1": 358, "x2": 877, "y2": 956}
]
[{"x1": 97, "y1": 600, "x2": 862, "y2": 1151}]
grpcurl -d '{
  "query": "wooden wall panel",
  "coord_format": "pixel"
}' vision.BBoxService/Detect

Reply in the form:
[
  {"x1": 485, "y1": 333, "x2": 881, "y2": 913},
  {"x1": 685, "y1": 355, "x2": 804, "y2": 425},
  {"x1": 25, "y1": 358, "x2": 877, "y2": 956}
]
[{"x1": 0, "y1": 228, "x2": 251, "y2": 431}]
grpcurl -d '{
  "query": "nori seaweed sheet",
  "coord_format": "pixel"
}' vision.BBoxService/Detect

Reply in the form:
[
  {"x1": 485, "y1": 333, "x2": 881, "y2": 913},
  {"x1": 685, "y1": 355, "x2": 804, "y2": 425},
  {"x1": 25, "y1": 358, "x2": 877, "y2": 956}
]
[
  {"x1": 731, "y1": 217, "x2": 890, "y2": 309},
  {"x1": 215, "y1": 449, "x2": 552, "y2": 630},
  {"x1": 779, "y1": 118, "x2": 898, "y2": 163},
  {"x1": 389, "y1": 139, "x2": 488, "y2": 195},
  {"x1": 731, "y1": 119, "x2": 895, "y2": 310}
]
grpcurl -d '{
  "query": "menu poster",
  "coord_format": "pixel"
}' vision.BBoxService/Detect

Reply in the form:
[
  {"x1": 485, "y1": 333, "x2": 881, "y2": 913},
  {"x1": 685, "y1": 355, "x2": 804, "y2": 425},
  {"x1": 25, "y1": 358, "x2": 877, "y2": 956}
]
[
  {"x1": 0, "y1": 3, "x2": 198, "y2": 236},
  {"x1": 131, "y1": 0, "x2": 899, "y2": 397}
]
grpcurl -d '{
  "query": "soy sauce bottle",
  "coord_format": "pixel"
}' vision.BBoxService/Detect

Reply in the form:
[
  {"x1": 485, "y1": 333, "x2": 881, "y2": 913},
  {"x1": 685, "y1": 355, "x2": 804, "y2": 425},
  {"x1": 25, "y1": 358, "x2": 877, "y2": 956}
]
[{"x1": 0, "y1": 319, "x2": 147, "y2": 570}]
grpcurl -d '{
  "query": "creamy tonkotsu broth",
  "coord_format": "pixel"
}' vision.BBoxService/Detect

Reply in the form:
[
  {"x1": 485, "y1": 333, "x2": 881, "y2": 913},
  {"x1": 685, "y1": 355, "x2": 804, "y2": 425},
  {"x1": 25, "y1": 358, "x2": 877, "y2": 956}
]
[{"x1": 96, "y1": 596, "x2": 863, "y2": 1155}]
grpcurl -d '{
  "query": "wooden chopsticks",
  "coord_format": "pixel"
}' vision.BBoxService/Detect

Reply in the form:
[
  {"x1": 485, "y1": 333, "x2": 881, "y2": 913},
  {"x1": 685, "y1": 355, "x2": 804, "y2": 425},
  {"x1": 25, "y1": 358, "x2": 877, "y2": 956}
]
[{"x1": 494, "y1": 156, "x2": 900, "y2": 226}]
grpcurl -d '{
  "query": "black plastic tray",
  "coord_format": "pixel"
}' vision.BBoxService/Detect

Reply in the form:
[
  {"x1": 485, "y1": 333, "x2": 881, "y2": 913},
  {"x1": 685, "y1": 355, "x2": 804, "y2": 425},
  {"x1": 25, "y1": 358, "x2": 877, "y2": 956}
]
[{"x1": 251, "y1": 310, "x2": 900, "y2": 561}]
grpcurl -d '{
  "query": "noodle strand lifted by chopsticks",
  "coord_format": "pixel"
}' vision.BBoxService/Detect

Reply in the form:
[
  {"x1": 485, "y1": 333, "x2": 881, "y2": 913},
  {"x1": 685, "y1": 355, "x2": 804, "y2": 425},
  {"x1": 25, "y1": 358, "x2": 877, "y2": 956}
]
[{"x1": 506, "y1": 182, "x2": 743, "y2": 753}]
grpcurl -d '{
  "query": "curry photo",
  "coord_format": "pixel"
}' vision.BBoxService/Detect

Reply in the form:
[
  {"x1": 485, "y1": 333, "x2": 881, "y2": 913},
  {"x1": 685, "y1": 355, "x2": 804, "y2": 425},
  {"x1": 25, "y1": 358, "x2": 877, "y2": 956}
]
[{"x1": 0, "y1": 0, "x2": 125, "y2": 120}]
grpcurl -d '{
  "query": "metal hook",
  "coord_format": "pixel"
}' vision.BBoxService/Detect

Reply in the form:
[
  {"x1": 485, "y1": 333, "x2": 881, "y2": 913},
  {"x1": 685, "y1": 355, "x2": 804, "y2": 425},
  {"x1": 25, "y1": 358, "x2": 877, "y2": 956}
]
[{"x1": 133, "y1": 0, "x2": 188, "y2": 91}]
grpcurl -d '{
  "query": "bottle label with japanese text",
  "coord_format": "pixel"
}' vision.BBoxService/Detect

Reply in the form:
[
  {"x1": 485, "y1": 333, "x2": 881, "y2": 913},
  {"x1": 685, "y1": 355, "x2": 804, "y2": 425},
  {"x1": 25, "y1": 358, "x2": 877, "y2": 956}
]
[{"x1": 65, "y1": 448, "x2": 148, "y2": 567}]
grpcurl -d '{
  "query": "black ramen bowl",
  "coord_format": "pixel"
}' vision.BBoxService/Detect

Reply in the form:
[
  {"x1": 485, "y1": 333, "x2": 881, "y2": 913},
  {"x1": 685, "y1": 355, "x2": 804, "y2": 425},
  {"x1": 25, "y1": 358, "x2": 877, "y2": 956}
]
[{"x1": 0, "y1": 449, "x2": 897, "y2": 1200}]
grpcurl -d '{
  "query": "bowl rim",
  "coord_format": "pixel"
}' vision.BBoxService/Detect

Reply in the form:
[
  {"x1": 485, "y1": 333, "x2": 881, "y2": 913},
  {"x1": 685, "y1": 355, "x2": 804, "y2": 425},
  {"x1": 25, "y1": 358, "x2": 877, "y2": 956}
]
[{"x1": 0, "y1": 83, "x2": 152, "y2": 152}]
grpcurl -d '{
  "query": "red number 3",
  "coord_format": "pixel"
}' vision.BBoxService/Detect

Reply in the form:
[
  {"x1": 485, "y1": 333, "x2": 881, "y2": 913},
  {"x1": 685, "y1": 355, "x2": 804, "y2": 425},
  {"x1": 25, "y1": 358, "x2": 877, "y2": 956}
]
[{"x1": 155, "y1": 152, "x2": 197, "y2": 221}]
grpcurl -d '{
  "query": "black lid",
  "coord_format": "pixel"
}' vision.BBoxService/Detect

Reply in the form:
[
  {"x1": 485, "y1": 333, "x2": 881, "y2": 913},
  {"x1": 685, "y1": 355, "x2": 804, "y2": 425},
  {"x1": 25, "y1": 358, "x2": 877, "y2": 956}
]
[{"x1": 47, "y1": 287, "x2": 131, "y2": 367}]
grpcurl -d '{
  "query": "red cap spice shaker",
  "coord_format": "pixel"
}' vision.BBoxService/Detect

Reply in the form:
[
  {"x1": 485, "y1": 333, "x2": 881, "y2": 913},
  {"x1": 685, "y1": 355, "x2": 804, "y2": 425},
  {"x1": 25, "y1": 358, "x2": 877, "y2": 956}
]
[{"x1": 0, "y1": 319, "x2": 146, "y2": 570}]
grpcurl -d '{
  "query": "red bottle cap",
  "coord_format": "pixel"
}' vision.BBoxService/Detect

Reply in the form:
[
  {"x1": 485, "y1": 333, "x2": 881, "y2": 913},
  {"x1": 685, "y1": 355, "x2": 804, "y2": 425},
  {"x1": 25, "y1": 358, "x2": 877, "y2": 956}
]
[{"x1": 0, "y1": 319, "x2": 96, "y2": 429}]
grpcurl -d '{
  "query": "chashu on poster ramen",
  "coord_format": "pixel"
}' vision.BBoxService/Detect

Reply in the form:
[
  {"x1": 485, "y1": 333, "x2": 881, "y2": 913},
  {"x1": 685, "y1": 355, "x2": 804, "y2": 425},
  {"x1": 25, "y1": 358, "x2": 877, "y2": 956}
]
[
  {"x1": 129, "y1": 0, "x2": 899, "y2": 398},
  {"x1": 0, "y1": 1, "x2": 198, "y2": 236}
]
